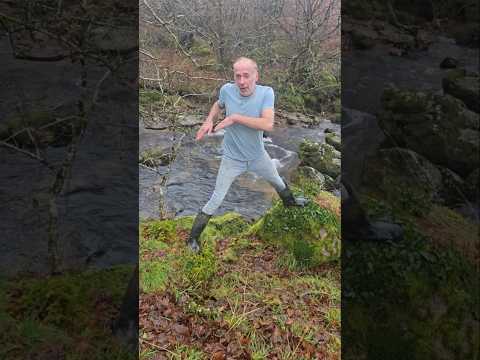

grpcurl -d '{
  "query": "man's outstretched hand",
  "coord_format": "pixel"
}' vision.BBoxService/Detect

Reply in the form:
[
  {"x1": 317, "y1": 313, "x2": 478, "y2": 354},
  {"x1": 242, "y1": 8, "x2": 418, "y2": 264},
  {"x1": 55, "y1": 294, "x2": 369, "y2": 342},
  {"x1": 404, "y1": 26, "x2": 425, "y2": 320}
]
[
  {"x1": 195, "y1": 120, "x2": 213, "y2": 141},
  {"x1": 214, "y1": 116, "x2": 235, "y2": 132}
]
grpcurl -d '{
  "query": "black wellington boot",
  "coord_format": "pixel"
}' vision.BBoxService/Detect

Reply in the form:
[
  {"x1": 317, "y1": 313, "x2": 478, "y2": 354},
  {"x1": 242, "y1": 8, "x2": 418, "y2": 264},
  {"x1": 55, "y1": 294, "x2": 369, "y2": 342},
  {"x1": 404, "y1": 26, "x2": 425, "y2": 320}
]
[
  {"x1": 277, "y1": 177, "x2": 309, "y2": 207},
  {"x1": 186, "y1": 211, "x2": 212, "y2": 253}
]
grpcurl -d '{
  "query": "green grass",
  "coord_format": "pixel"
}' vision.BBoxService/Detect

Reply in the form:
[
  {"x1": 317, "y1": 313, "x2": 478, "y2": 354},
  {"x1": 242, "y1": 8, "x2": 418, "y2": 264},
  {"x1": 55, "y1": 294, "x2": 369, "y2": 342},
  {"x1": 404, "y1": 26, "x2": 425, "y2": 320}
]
[
  {"x1": 140, "y1": 209, "x2": 341, "y2": 359},
  {"x1": 0, "y1": 265, "x2": 136, "y2": 360}
]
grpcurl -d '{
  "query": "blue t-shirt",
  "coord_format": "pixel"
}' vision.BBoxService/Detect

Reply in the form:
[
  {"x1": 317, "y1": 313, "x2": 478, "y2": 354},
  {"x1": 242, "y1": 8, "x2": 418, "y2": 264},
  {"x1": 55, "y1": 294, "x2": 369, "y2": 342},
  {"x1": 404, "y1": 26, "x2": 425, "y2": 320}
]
[{"x1": 218, "y1": 83, "x2": 275, "y2": 161}]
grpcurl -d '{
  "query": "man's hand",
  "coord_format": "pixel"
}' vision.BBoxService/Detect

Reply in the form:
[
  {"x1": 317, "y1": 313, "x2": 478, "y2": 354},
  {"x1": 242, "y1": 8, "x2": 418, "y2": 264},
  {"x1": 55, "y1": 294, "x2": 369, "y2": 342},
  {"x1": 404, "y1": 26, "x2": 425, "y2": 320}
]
[
  {"x1": 214, "y1": 115, "x2": 235, "y2": 132},
  {"x1": 196, "y1": 120, "x2": 213, "y2": 141}
]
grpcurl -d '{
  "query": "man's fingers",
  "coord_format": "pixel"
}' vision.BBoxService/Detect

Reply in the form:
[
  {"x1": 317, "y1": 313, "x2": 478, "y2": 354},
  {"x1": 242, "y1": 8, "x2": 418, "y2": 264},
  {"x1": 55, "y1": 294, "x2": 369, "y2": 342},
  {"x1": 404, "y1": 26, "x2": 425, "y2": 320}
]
[{"x1": 196, "y1": 128, "x2": 205, "y2": 140}]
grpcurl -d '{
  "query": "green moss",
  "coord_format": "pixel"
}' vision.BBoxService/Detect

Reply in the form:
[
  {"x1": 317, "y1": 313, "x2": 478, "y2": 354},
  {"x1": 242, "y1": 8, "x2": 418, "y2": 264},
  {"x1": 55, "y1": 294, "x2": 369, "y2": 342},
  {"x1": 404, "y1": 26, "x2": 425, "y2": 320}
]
[
  {"x1": 202, "y1": 212, "x2": 250, "y2": 240},
  {"x1": 140, "y1": 260, "x2": 170, "y2": 293},
  {"x1": 381, "y1": 87, "x2": 431, "y2": 114},
  {"x1": 139, "y1": 147, "x2": 172, "y2": 167},
  {"x1": 181, "y1": 244, "x2": 218, "y2": 288},
  {"x1": 254, "y1": 199, "x2": 340, "y2": 267},
  {"x1": 141, "y1": 219, "x2": 177, "y2": 243},
  {"x1": 171, "y1": 344, "x2": 206, "y2": 360},
  {"x1": 343, "y1": 221, "x2": 479, "y2": 360},
  {"x1": 2, "y1": 110, "x2": 84, "y2": 148},
  {"x1": 191, "y1": 40, "x2": 213, "y2": 58},
  {"x1": 0, "y1": 265, "x2": 135, "y2": 359},
  {"x1": 299, "y1": 140, "x2": 341, "y2": 178}
]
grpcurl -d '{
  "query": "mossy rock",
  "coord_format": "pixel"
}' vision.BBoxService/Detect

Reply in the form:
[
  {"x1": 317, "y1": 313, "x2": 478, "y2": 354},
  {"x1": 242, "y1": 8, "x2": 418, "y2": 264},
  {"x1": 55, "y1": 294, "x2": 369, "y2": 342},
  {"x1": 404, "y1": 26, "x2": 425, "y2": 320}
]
[
  {"x1": 1, "y1": 110, "x2": 82, "y2": 148},
  {"x1": 139, "y1": 147, "x2": 172, "y2": 167},
  {"x1": 253, "y1": 196, "x2": 340, "y2": 267},
  {"x1": 325, "y1": 133, "x2": 341, "y2": 151},
  {"x1": 464, "y1": 168, "x2": 479, "y2": 201},
  {"x1": 381, "y1": 87, "x2": 431, "y2": 114},
  {"x1": 378, "y1": 88, "x2": 480, "y2": 176},
  {"x1": 202, "y1": 212, "x2": 250, "y2": 240},
  {"x1": 363, "y1": 148, "x2": 441, "y2": 216},
  {"x1": 299, "y1": 139, "x2": 341, "y2": 178},
  {"x1": 442, "y1": 69, "x2": 480, "y2": 113},
  {"x1": 291, "y1": 166, "x2": 326, "y2": 196}
]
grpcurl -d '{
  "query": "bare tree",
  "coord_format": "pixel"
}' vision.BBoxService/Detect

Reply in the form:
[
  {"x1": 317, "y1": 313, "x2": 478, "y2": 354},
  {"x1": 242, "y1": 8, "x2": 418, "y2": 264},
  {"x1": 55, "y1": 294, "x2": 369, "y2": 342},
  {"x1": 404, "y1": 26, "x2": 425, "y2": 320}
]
[{"x1": 1, "y1": 1, "x2": 136, "y2": 274}]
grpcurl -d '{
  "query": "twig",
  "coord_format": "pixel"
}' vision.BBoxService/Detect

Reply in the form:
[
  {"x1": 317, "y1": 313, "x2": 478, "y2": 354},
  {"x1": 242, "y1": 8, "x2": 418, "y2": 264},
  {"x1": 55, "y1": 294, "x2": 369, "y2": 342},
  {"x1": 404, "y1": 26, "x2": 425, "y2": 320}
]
[
  {"x1": 139, "y1": 338, "x2": 178, "y2": 356},
  {"x1": 0, "y1": 140, "x2": 45, "y2": 162},
  {"x1": 141, "y1": 74, "x2": 226, "y2": 82},
  {"x1": 92, "y1": 69, "x2": 112, "y2": 105}
]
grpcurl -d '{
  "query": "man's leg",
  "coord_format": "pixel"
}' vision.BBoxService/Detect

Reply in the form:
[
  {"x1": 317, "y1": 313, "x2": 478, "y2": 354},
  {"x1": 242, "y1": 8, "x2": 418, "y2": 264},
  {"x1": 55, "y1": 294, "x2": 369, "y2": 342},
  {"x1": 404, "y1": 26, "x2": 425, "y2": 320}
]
[
  {"x1": 250, "y1": 151, "x2": 308, "y2": 207},
  {"x1": 187, "y1": 156, "x2": 245, "y2": 252}
]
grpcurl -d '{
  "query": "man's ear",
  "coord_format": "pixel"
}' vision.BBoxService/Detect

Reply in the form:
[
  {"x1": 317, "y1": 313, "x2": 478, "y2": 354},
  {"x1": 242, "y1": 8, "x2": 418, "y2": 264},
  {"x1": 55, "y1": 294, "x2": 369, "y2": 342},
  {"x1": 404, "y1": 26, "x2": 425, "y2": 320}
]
[{"x1": 255, "y1": 71, "x2": 259, "y2": 82}]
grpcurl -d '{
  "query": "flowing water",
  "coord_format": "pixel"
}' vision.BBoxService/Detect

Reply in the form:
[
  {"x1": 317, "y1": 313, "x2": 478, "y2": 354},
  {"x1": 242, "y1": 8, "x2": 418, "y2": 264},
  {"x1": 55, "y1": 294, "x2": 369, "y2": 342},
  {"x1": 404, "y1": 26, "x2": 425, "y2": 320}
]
[{"x1": 139, "y1": 119, "x2": 340, "y2": 221}]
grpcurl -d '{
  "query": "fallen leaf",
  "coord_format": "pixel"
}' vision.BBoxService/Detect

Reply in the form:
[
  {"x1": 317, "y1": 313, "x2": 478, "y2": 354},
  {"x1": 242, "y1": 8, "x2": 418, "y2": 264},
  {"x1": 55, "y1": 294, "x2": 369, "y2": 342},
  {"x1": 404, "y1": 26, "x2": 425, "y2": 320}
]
[
  {"x1": 212, "y1": 351, "x2": 226, "y2": 360},
  {"x1": 272, "y1": 326, "x2": 282, "y2": 344},
  {"x1": 172, "y1": 324, "x2": 189, "y2": 336}
]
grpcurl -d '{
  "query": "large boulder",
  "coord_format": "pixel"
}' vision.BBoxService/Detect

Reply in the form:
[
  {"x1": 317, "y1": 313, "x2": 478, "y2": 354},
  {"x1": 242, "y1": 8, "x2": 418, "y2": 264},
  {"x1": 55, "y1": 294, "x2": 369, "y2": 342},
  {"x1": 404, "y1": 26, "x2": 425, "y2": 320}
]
[
  {"x1": 378, "y1": 88, "x2": 479, "y2": 176},
  {"x1": 253, "y1": 192, "x2": 340, "y2": 267},
  {"x1": 325, "y1": 132, "x2": 341, "y2": 151},
  {"x1": 363, "y1": 148, "x2": 443, "y2": 215},
  {"x1": 299, "y1": 140, "x2": 341, "y2": 178},
  {"x1": 442, "y1": 69, "x2": 480, "y2": 113},
  {"x1": 437, "y1": 166, "x2": 467, "y2": 206},
  {"x1": 464, "y1": 168, "x2": 479, "y2": 201}
]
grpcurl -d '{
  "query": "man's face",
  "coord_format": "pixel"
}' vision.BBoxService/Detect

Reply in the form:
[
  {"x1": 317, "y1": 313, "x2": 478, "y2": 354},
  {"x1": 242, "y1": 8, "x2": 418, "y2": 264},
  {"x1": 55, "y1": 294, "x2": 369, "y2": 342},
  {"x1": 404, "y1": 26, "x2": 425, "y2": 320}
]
[{"x1": 233, "y1": 61, "x2": 258, "y2": 96}]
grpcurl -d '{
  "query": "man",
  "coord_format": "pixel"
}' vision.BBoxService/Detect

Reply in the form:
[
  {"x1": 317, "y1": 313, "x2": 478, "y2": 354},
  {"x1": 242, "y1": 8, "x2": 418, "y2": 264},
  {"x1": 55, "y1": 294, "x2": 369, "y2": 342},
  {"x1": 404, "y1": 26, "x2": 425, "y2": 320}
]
[{"x1": 187, "y1": 57, "x2": 307, "y2": 253}]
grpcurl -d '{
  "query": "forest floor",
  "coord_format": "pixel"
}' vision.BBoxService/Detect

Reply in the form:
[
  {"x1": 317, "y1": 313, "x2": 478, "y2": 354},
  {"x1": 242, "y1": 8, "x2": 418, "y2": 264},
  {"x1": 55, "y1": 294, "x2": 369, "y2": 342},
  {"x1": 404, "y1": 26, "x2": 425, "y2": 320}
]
[{"x1": 139, "y1": 213, "x2": 341, "y2": 360}]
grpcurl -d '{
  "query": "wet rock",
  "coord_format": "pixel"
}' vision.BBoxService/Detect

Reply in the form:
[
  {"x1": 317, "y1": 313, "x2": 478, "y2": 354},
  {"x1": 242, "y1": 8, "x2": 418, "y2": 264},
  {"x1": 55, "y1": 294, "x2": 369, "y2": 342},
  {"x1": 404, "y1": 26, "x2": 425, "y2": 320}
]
[
  {"x1": 378, "y1": 87, "x2": 480, "y2": 176},
  {"x1": 325, "y1": 133, "x2": 341, "y2": 151},
  {"x1": 277, "y1": 111, "x2": 321, "y2": 127},
  {"x1": 442, "y1": 69, "x2": 480, "y2": 113},
  {"x1": 177, "y1": 114, "x2": 204, "y2": 127},
  {"x1": 440, "y1": 57, "x2": 458, "y2": 69},
  {"x1": 342, "y1": 108, "x2": 385, "y2": 189},
  {"x1": 299, "y1": 140, "x2": 341, "y2": 178}
]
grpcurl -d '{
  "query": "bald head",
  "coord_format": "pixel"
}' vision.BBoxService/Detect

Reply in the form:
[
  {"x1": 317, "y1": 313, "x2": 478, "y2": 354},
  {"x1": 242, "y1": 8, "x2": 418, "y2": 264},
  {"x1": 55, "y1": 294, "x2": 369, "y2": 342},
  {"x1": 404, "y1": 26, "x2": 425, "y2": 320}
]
[
  {"x1": 233, "y1": 57, "x2": 258, "y2": 72},
  {"x1": 233, "y1": 57, "x2": 259, "y2": 96}
]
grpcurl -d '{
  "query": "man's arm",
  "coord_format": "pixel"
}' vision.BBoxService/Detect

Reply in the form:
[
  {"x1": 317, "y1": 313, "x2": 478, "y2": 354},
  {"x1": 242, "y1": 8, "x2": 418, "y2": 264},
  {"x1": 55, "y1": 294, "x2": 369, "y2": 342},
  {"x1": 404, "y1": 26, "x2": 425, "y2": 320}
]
[
  {"x1": 196, "y1": 100, "x2": 223, "y2": 140},
  {"x1": 214, "y1": 108, "x2": 274, "y2": 132}
]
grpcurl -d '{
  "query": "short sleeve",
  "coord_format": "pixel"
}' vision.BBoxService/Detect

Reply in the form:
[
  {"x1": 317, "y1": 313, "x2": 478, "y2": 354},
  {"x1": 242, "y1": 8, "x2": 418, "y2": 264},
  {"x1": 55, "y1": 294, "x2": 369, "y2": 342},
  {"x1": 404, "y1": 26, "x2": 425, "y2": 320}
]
[
  {"x1": 261, "y1": 87, "x2": 275, "y2": 111},
  {"x1": 218, "y1": 84, "x2": 227, "y2": 108}
]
